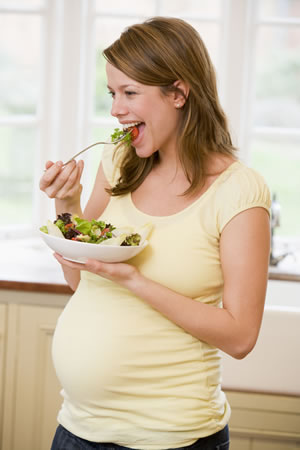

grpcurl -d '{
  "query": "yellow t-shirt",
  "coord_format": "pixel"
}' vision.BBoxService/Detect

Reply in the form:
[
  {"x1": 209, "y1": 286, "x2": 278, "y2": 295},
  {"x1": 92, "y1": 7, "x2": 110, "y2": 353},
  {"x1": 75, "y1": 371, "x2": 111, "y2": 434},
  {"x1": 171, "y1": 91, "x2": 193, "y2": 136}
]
[{"x1": 52, "y1": 145, "x2": 271, "y2": 449}]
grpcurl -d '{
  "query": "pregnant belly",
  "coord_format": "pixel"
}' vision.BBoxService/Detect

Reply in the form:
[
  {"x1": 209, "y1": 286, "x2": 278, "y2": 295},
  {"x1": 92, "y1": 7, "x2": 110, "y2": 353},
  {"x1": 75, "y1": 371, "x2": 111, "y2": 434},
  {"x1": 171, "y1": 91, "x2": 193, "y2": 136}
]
[
  {"x1": 52, "y1": 285, "x2": 209, "y2": 406},
  {"x1": 52, "y1": 298, "x2": 139, "y2": 403}
]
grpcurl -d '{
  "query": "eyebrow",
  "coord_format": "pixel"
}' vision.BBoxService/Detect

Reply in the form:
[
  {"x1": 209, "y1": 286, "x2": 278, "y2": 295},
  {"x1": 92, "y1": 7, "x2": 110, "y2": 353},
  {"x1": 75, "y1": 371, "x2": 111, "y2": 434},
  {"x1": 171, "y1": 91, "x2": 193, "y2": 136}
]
[{"x1": 107, "y1": 84, "x2": 139, "y2": 90}]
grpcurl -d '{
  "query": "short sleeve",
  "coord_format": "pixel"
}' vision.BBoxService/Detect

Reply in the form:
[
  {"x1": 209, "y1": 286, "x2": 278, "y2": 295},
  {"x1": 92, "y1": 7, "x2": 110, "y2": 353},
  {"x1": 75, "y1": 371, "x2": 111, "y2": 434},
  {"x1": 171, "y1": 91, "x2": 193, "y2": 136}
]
[
  {"x1": 101, "y1": 144, "x2": 125, "y2": 187},
  {"x1": 216, "y1": 164, "x2": 271, "y2": 233}
]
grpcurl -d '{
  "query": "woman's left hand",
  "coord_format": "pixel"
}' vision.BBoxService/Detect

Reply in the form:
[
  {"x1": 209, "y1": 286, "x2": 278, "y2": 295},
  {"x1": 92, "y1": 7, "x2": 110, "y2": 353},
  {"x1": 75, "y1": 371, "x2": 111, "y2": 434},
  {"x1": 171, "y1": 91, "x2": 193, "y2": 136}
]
[{"x1": 53, "y1": 253, "x2": 139, "y2": 288}]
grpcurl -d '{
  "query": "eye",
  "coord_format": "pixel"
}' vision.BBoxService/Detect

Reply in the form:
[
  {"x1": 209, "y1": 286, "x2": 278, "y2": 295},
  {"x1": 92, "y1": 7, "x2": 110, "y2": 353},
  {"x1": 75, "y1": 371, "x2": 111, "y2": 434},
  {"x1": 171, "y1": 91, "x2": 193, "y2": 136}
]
[
  {"x1": 108, "y1": 90, "x2": 115, "y2": 98},
  {"x1": 125, "y1": 90, "x2": 137, "y2": 96}
]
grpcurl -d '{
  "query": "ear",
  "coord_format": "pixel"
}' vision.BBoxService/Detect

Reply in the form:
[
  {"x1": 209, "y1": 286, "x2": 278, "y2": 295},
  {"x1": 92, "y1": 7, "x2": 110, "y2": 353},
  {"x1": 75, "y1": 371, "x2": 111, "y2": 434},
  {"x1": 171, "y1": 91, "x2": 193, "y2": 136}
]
[{"x1": 173, "y1": 80, "x2": 189, "y2": 109}]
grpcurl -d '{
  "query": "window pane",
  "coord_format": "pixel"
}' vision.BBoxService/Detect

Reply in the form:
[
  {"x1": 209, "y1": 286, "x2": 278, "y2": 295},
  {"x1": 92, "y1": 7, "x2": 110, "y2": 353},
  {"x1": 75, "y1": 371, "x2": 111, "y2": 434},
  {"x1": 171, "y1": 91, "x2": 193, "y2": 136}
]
[
  {"x1": 88, "y1": 125, "x2": 118, "y2": 180},
  {"x1": 0, "y1": 126, "x2": 37, "y2": 225},
  {"x1": 95, "y1": 0, "x2": 156, "y2": 15},
  {"x1": 258, "y1": 0, "x2": 300, "y2": 18},
  {"x1": 159, "y1": 0, "x2": 221, "y2": 18},
  {"x1": 253, "y1": 26, "x2": 300, "y2": 127},
  {"x1": 0, "y1": 14, "x2": 42, "y2": 115},
  {"x1": 188, "y1": 21, "x2": 220, "y2": 66},
  {"x1": 250, "y1": 135, "x2": 300, "y2": 237},
  {"x1": 81, "y1": 125, "x2": 118, "y2": 202},
  {"x1": 94, "y1": 17, "x2": 144, "y2": 117},
  {"x1": 0, "y1": 0, "x2": 44, "y2": 7}
]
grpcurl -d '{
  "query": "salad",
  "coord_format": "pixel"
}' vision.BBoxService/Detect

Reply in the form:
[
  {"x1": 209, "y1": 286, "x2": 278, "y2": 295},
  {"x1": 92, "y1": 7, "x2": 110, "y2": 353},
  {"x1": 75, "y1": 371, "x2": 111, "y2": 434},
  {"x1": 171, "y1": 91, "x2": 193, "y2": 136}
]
[
  {"x1": 40, "y1": 213, "x2": 152, "y2": 247},
  {"x1": 111, "y1": 122, "x2": 140, "y2": 145}
]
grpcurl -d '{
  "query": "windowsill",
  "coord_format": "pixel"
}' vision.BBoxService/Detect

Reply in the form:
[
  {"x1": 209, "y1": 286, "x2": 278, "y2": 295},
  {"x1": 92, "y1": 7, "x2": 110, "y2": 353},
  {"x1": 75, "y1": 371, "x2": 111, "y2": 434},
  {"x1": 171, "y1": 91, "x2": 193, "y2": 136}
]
[{"x1": 0, "y1": 236, "x2": 299, "y2": 294}]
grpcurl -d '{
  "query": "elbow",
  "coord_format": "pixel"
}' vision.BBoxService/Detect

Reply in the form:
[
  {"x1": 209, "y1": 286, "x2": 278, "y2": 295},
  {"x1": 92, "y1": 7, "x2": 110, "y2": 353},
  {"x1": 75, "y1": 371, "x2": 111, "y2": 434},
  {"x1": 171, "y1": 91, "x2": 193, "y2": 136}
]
[
  {"x1": 64, "y1": 274, "x2": 79, "y2": 292},
  {"x1": 69, "y1": 284, "x2": 77, "y2": 292},
  {"x1": 62, "y1": 268, "x2": 80, "y2": 291},
  {"x1": 229, "y1": 336, "x2": 257, "y2": 360},
  {"x1": 231, "y1": 348, "x2": 251, "y2": 360}
]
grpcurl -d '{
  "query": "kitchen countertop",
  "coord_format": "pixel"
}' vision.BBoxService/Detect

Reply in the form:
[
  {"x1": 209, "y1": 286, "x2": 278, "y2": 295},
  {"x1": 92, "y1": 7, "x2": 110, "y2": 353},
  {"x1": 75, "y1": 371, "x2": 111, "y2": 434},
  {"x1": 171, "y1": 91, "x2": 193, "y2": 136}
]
[
  {"x1": 0, "y1": 236, "x2": 300, "y2": 293},
  {"x1": 0, "y1": 237, "x2": 72, "y2": 294}
]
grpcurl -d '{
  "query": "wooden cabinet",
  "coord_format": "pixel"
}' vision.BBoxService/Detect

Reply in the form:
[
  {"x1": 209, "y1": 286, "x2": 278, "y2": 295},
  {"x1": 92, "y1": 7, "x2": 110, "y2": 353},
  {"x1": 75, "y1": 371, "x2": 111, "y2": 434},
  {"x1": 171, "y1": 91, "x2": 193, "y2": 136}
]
[
  {"x1": 0, "y1": 301, "x2": 64, "y2": 450},
  {"x1": 227, "y1": 391, "x2": 300, "y2": 449},
  {"x1": 0, "y1": 304, "x2": 7, "y2": 443}
]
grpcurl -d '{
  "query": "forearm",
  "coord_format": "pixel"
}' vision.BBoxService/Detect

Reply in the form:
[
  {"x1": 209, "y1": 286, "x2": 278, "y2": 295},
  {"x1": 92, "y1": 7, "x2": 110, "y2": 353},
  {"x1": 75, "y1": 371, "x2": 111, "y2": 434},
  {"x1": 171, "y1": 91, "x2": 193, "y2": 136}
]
[
  {"x1": 127, "y1": 273, "x2": 256, "y2": 359},
  {"x1": 62, "y1": 266, "x2": 80, "y2": 291},
  {"x1": 53, "y1": 253, "x2": 80, "y2": 291}
]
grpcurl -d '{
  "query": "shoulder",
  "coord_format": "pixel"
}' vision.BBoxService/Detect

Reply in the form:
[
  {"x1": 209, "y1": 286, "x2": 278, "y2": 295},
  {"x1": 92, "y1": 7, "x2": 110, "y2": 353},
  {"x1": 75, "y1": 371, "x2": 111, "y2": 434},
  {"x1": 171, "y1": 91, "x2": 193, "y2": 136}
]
[
  {"x1": 218, "y1": 161, "x2": 270, "y2": 196},
  {"x1": 215, "y1": 161, "x2": 271, "y2": 232}
]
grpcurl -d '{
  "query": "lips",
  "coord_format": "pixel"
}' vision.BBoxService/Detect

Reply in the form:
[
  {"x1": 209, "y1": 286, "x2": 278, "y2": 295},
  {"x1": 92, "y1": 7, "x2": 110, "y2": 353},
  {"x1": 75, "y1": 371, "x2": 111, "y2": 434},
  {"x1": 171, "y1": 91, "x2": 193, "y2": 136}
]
[
  {"x1": 122, "y1": 122, "x2": 145, "y2": 142},
  {"x1": 122, "y1": 121, "x2": 142, "y2": 131}
]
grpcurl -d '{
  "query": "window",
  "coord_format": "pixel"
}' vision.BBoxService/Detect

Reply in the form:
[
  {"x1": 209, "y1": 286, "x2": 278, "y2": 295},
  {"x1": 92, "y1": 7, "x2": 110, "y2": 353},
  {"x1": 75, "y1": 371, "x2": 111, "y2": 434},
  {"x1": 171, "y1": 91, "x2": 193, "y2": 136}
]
[
  {"x1": 249, "y1": 0, "x2": 300, "y2": 242},
  {"x1": 1, "y1": 0, "x2": 299, "y2": 253},
  {"x1": 0, "y1": 0, "x2": 45, "y2": 230}
]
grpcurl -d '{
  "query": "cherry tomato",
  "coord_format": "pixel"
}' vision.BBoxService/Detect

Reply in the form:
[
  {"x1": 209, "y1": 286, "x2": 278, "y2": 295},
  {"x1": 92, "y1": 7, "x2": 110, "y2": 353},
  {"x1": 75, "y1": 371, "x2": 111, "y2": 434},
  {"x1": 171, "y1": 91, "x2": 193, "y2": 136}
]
[
  {"x1": 101, "y1": 227, "x2": 110, "y2": 236},
  {"x1": 130, "y1": 126, "x2": 139, "y2": 141}
]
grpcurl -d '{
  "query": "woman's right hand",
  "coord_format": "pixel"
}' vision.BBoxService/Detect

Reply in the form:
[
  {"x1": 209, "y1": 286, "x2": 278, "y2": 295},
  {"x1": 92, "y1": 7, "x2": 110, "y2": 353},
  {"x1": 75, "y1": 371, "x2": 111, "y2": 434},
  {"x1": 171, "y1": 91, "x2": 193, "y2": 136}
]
[{"x1": 39, "y1": 159, "x2": 84, "y2": 209}]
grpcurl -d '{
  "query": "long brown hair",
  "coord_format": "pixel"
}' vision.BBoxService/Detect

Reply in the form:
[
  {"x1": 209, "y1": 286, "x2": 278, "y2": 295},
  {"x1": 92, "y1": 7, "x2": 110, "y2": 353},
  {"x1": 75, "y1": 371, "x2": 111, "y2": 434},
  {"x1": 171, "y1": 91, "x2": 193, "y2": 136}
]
[{"x1": 103, "y1": 16, "x2": 236, "y2": 196}]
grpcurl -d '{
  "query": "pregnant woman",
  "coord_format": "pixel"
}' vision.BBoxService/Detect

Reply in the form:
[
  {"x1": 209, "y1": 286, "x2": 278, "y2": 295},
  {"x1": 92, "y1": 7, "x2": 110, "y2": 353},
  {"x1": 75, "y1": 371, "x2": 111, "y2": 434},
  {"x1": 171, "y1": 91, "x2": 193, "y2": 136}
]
[{"x1": 40, "y1": 16, "x2": 271, "y2": 450}]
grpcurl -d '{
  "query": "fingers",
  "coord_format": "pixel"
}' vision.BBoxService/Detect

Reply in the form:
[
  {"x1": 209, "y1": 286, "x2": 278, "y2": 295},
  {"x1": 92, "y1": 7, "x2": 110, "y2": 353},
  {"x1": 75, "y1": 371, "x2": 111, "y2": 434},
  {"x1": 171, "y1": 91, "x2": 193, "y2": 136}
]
[
  {"x1": 40, "y1": 160, "x2": 84, "y2": 200},
  {"x1": 84, "y1": 259, "x2": 136, "y2": 281},
  {"x1": 85, "y1": 259, "x2": 110, "y2": 275},
  {"x1": 45, "y1": 160, "x2": 55, "y2": 170},
  {"x1": 59, "y1": 160, "x2": 84, "y2": 199},
  {"x1": 39, "y1": 161, "x2": 63, "y2": 191},
  {"x1": 47, "y1": 161, "x2": 76, "y2": 197},
  {"x1": 54, "y1": 162, "x2": 80, "y2": 199},
  {"x1": 53, "y1": 253, "x2": 86, "y2": 269},
  {"x1": 53, "y1": 253, "x2": 138, "y2": 287},
  {"x1": 54, "y1": 254, "x2": 115, "y2": 276}
]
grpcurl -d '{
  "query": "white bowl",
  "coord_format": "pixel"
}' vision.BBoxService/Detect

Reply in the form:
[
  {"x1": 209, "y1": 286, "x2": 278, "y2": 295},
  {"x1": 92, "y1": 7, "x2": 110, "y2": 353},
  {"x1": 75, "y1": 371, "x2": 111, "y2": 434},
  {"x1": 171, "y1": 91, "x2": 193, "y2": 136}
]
[{"x1": 40, "y1": 231, "x2": 148, "y2": 263}]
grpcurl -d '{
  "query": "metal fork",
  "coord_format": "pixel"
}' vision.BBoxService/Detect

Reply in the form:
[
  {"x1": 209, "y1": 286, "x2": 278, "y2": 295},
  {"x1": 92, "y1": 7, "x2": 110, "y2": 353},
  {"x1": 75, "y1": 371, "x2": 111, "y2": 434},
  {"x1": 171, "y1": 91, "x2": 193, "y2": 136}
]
[
  {"x1": 62, "y1": 131, "x2": 130, "y2": 167},
  {"x1": 43, "y1": 132, "x2": 130, "y2": 171}
]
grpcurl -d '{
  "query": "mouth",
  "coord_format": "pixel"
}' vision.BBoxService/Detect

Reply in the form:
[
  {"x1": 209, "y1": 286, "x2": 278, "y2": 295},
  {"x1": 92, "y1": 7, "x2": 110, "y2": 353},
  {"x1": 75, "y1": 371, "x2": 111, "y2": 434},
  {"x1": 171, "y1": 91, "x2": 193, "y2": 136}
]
[{"x1": 122, "y1": 121, "x2": 145, "y2": 142}]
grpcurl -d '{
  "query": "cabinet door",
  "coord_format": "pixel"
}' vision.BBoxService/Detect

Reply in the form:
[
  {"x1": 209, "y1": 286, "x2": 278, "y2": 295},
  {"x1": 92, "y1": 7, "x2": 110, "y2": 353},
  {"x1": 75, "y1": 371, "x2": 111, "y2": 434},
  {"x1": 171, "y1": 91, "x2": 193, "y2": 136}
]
[
  {"x1": 227, "y1": 391, "x2": 300, "y2": 450},
  {"x1": 229, "y1": 436, "x2": 251, "y2": 450},
  {"x1": 1, "y1": 304, "x2": 63, "y2": 450},
  {"x1": 252, "y1": 440, "x2": 300, "y2": 449},
  {"x1": 0, "y1": 304, "x2": 7, "y2": 443}
]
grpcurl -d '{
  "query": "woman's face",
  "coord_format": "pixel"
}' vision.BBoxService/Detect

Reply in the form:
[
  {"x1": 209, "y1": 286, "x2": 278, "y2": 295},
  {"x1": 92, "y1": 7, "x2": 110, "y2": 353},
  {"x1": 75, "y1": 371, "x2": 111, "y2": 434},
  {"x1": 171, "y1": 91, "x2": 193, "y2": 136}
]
[{"x1": 106, "y1": 62, "x2": 181, "y2": 159}]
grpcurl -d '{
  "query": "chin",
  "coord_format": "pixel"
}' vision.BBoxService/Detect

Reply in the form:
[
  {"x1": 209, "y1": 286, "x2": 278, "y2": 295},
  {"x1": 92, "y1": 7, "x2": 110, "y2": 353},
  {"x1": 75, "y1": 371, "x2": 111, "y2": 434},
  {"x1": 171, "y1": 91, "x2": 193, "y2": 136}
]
[{"x1": 134, "y1": 145, "x2": 157, "y2": 159}]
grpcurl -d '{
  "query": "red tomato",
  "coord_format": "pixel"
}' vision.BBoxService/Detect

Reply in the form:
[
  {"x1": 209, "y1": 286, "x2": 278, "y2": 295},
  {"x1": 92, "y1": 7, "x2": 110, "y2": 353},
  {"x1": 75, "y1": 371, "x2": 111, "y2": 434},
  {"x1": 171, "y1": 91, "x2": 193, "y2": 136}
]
[
  {"x1": 130, "y1": 126, "x2": 139, "y2": 141},
  {"x1": 101, "y1": 227, "x2": 110, "y2": 236}
]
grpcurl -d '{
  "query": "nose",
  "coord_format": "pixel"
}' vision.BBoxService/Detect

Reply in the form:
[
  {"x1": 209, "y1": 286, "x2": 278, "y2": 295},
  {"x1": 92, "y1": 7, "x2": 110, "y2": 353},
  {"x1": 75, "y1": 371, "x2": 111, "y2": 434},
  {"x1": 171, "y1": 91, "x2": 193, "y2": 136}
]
[{"x1": 110, "y1": 95, "x2": 128, "y2": 118}]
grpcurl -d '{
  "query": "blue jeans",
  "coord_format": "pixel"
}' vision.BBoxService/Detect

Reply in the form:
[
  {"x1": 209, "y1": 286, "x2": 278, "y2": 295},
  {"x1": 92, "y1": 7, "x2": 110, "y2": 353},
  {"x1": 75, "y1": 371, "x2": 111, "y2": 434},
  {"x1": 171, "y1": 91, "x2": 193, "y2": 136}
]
[{"x1": 50, "y1": 424, "x2": 230, "y2": 450}]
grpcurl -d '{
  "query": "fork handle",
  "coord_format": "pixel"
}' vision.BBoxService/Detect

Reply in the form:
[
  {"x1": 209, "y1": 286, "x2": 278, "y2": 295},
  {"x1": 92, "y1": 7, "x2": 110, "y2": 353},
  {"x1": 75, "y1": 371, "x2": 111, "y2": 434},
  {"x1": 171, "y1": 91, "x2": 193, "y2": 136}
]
[
  {"x1": 43, "y1": 132, "x2": 130, "y2": 172},
  {"x1": 63, "y1": 141, "x2": 105, "y2": 166},
  {"x1": 42, "y1": 141, "x2": 105, "y2": 172},
  {"x1": 62, "y1": 131, "x2": 130, "y2": 166}
]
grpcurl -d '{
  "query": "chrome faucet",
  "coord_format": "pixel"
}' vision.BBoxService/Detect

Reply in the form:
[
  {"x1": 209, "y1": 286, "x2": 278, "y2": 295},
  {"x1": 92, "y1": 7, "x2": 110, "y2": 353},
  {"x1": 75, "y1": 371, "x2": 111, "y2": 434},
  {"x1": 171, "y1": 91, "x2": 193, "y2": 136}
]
[{"x1": 269, "y1": 193, "x2": 290, "y2": 266}]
